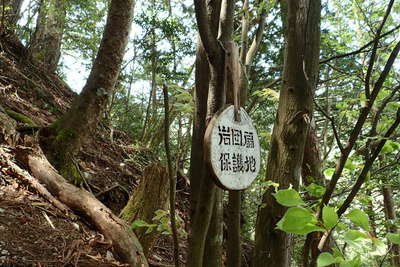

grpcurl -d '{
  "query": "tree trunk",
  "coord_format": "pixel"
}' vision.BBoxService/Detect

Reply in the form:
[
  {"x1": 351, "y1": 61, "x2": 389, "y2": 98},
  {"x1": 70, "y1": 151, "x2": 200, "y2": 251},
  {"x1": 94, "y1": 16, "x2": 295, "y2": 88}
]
[
  {"x1": 29, "y1": 0, "x2": 66, "y2": 73},
  {"x1": 253, "y1": 0, "x2": 321, "y2": 266},
  {"x1": 203, "y1": 189, "x2": 224, "y2": 267},
  {"x1": 383, "y1": 184, "x2": 400, "y2": 266},
  {"x1": 41, "y1": 0, "x2": 135, "y2": 184},
  {"x1": 120, "y1": 163, "x2": 169, "y2": 256}
]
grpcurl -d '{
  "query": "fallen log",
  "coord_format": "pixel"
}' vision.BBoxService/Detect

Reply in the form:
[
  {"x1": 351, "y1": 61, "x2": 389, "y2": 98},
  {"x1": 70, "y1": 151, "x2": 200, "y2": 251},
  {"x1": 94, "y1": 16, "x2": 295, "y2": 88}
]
[{"x1": 15, "y1": 145, "x2": 148, "y2": 266}]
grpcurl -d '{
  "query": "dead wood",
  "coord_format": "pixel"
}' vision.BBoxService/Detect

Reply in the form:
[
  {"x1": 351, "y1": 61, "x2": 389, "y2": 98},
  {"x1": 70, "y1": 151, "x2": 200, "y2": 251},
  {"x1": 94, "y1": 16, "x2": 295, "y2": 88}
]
[{"x1": 14, "y1": 145, "x2": 149, "y2": 266}]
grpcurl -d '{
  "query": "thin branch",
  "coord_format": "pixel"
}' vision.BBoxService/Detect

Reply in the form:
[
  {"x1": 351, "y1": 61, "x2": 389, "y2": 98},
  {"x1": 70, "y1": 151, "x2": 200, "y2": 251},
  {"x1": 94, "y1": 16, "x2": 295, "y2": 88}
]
[
  {"x1": 218, "y1": 0, "x2": 235, "y2": 43},
  {"x1": 337, "y1": 108, "x2": 400, "y2": 217},
  {"x1": 320, "y1": 39, "x2": 400, "y2": 208},
  {"x1": 364, "y1": 0, "x2": 395, "y2": 98},
  {"x1": 163, "y1": 84, "x2": 180, "y2": 267},
  {"x1": 313, "y1": 99, "x2": 344, "y2": 153},
  {"x1": 245, "y1": 0, "x2": 268, "y2": 66},
  {"x1": 319, "y1": 24, "x2": 400, "y2": 64},
  {"x1": 194, "y1": 0, "x2": 219, "y2": 58}
]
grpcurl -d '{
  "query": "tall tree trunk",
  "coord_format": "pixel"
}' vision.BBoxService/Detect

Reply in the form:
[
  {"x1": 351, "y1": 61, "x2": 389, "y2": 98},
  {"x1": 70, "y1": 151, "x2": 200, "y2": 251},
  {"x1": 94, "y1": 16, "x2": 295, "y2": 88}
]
[
  {"x1": 29, "y1": 0, "x2": 66, "y2": 73},
  {"x1": 383, "y1": 183, "x2": 400, "y2": 266},
  {"x1": 42, "y1": 0, "x2": 135, "y2": 183},
  {"x1": 253, "y1": 0, "x2": 321, "y2": 266}
]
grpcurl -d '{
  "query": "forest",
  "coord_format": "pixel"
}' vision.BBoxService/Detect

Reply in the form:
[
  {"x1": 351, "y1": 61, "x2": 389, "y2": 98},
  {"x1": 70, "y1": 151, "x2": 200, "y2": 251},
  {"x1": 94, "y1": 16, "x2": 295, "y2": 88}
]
[{"x1": 0, "y1": 0, "x2": 399, "y2": 266}]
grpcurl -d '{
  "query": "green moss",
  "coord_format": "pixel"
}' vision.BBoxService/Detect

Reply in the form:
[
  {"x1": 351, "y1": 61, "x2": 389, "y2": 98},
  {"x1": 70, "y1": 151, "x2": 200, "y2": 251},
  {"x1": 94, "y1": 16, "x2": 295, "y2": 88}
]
[
  {"x1": 5, "y1": 109, "x2": 37, "y2": 126},
  {"x1": 59, "y1": 162, "x2": 82, "y2": 185},
  {"x1": 54, "y1": 128, "x2": 78, "y2": 144}
]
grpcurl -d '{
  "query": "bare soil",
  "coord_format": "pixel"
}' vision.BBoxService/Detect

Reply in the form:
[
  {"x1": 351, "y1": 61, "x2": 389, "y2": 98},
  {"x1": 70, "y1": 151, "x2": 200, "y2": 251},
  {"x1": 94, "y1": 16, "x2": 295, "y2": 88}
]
[{"x1": 0, "y1": 34, "x2": 189, "y2": 266}]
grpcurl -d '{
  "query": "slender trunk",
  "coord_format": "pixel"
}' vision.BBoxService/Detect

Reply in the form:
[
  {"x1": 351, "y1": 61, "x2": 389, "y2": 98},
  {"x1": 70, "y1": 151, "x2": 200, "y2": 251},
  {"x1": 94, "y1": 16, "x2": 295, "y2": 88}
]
[
  {"x1": 253, "y1": 0, "x2": 321, "y2": 266},
  {"x1": 383, "y1": 184, "x2": 400, "y2": 266},
  {"x1": 227, "y1": 190, "x2": 241, "y2": 267},
  {"x1": 42, "y1": 0, "x2": 135, "y2": 183},
  {"x1": 29, "y1": 0, "x2": 66, "y2": 73},
  {"x1": 203, "y1": 189, "x2": 224, "y2": 267}
]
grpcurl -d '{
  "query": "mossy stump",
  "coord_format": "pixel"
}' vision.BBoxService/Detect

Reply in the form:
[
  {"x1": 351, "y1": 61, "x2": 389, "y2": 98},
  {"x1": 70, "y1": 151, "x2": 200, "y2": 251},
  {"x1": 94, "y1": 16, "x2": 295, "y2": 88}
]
[{"x1": 120, "y1": 163, "x2": 169, "y2": 256}]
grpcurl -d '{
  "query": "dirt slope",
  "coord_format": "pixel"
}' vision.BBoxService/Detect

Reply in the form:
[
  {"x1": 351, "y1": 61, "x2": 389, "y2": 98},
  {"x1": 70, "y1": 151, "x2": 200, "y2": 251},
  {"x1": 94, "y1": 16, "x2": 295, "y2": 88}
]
[{"x1": 0, "y1": 34, "x2": 186, "y2": 266}]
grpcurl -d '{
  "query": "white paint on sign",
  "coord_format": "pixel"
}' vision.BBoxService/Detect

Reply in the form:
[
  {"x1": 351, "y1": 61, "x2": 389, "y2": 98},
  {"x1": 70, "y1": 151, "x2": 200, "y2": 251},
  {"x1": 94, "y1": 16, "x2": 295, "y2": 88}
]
[{"x1": 205, "y1": 105, "x2": 261, "y2": 190}]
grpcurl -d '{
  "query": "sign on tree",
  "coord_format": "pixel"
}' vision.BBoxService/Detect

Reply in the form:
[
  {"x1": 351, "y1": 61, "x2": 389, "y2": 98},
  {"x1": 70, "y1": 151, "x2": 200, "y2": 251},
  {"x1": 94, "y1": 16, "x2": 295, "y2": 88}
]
[{"x1": 205, "y1": 105, "x2": 261, "y2": 190}]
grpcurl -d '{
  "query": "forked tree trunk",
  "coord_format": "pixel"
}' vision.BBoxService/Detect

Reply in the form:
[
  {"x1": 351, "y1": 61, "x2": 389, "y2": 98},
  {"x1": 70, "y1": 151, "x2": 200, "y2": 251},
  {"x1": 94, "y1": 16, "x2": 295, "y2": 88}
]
[
  {"x1": 253, "y1": 0, "x2": 321, "y2": 266},
  {"x1": 29, "y1": 0, "x2": 66, "y2": 73},
  {"x1": 42, "y1": 0, "x2": 135, "y2": 184},
  {"x1": 120, "y1": 163, "x2": 169, "y2": 256}
]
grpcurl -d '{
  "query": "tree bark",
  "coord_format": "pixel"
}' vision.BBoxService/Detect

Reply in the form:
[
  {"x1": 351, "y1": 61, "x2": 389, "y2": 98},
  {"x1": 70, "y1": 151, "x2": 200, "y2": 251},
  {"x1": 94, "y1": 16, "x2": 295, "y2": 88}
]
[
  {"x1": 253, "y1": 0, "x2": 321, "y2": 266},
  {"x1": 41, "y1": 0, "x2": 135, "y2": 184},
  {"x1": 120, "y1": 163, "x2": 169, "y2": 256},
  {"x1": 382, "y1": 183, "x2": 400, "y2": 266},
  {"x1": 29, "y1": 0, "x2": 66, "y2": 73}
]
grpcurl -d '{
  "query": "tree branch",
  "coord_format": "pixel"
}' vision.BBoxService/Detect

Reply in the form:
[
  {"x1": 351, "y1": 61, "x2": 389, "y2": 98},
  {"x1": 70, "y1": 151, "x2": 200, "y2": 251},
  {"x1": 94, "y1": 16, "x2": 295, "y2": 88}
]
[
  {"x1": 319, "y1": 24, "x2": 400, "y2": 64},
  {"x1": 163, "y1": 84, "x2": 180, "y2": 267},
  {"x1": 194, "y1": 0, "x2": 220, "y2": 58},
  {"x1": 364, "y1": 0, "x2": 395, "y2": 98}
]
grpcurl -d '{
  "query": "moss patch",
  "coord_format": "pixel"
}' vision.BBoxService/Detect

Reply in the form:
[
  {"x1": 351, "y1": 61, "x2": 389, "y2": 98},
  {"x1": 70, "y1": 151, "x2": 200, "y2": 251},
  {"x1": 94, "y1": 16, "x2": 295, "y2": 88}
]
[
  {"x1": 5, "y1": 109, "x2": 37, "y2": 126},
  {"x1": 58, "y1": 162, "x2": 82, "y2": 185}
]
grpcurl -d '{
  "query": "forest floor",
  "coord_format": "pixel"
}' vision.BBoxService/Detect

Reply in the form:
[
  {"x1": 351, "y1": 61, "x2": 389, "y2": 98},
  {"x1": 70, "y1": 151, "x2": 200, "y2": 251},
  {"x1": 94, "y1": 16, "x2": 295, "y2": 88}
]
[{"x1": 0, "y1": 34, "x2": 186, "y2": 266}]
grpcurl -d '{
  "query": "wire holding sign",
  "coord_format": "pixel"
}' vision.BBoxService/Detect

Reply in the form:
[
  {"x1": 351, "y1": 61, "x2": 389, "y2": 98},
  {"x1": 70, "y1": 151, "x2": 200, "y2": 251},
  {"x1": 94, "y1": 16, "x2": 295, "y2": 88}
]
[{"x1": 204, "y1": 105, "x2": 261, "y2": 190}]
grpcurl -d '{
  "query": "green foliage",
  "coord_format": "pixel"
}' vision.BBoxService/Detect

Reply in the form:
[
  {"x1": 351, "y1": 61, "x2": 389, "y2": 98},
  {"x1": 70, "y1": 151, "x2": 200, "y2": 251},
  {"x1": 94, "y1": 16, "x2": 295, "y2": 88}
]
[
  {"x1": 276, "y1": 207, "x2": 324, "y2": 235},
  {"x1": 273, "y1": 188, "x2": 305, "y2": 207},
  {"x1": 387, "y1": 233, "x2": 400, "y2": 245},
  {"x1": 131, "y1": 209, "x2": 187, "y2": 238},
  {"x1": 317, "y1": 252, "x2": 337, "y2": 267},
  {"x1": 345, "y1": 209, "x2": 370, "y2": 231},
  {"x1": 322, "y1": 205, "x2": 338, "y2": 230}
]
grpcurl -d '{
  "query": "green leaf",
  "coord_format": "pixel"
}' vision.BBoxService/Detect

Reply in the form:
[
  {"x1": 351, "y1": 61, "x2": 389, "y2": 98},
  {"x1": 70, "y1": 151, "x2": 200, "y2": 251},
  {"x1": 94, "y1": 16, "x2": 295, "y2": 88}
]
[
  {"x1": 317, "y1": 252, "x2": 337, "y2": 267},
  {"x1": 323, "y1": 205, "x2": 338, "y2": 230},
  {"x1": 273, "y1": 189, "x2": 305, "y2": 207},
  {"x1": 324, "y1": 168, "x2": 335, "y2": 179},
  {"x1": 131, "y1": 219, "x2": 150, "y2": 229},
  {"x1": 344, "y1": 230, "x2": 368, "y2": 242},
  {"x1": 388, "y1": 233, "x2": 400, "y2": 245},
  {"x1": 276, "y1": 207, "x2": 324, "y2": 235},
  {"x1": 344, "y1": 159, "x2": 357, "y2": 171},
  {"x1": 305, "y1": 183, "x2": 326, "y2": 198},
  {"x1": 346, "y1": 209, "x2": 370, "y2": 231}
]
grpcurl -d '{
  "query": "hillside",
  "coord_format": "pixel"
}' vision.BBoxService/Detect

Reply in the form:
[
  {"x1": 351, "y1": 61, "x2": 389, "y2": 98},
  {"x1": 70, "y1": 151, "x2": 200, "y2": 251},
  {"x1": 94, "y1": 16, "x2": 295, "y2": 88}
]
[{"x1": 0, "y1": 34, "x2": 184, "y2": 266}]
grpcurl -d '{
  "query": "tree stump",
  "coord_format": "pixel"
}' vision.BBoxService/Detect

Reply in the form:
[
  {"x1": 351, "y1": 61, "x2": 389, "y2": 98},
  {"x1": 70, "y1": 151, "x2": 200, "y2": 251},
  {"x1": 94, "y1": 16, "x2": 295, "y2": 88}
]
[{"x1": 120, "y1": 163, "x2": 169, "y2": 255}]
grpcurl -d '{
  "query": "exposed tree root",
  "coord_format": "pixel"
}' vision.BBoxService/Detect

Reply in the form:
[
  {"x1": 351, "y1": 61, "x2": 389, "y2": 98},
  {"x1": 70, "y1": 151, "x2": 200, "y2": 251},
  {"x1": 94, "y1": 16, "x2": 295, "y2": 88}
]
[{"x1": 14, "y1": 145, "x2": 149, "y2": 266}]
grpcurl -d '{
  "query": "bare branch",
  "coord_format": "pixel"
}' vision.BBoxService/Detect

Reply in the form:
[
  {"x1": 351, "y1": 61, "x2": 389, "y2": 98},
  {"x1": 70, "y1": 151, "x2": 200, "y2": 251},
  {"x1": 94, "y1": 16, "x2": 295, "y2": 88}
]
[
  {"x1": 364, "y1": 0, "x2": 395, "y2": 98},
  {"x1": 320, "y1": 25, "x2": 400, "y2": 64},
  {"x1": 313, "y1": 99, "x2": 344, "y2": 153}
]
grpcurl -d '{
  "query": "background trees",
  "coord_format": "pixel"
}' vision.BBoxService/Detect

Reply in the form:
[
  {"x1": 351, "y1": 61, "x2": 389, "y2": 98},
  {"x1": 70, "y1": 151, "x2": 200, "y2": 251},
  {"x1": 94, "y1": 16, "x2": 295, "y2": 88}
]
[{"x1": 4, "y1": 0, "x2": 400, "y2": 266}]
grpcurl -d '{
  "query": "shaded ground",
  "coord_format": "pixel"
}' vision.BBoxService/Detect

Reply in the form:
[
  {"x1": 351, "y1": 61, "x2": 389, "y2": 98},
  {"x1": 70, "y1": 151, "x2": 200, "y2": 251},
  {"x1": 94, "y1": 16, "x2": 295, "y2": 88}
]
[{"x1": 0, "y1": 34, "x2": 190, "y2": 266}]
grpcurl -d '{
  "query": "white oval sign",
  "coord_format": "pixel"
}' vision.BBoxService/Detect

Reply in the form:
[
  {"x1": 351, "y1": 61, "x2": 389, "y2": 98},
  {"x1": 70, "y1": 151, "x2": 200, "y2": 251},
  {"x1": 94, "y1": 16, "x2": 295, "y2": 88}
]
[{"x1": 205, "y1": 105, "x2": 261, "y2": 190}]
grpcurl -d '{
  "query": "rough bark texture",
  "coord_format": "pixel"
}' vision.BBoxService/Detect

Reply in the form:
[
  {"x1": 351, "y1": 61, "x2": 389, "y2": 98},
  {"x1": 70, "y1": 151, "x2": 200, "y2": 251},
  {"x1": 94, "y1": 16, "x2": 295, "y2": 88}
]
[
  {"x1": 42, "y1": 0, "x2": 134, "y2": 183},
  {"x1": 253, "y1": 0, "x2": 321, "y2": 266},
  {"x1": 29, "y1": 0, "x2": 66, "y2": 73},
  {"x1": 187, "y1": 0, "x2": 223, "y2": 265},
  {"x1": 120, "y1": 163, "x2": 169, "y2": 256},
  {"x1": 15, "y1": 146, "x2": 148, "y2": 266},
  {"x1": 301, "y1": 128, "x2": 326, "y2": 267},
  {"x1": 203, "y1": 189, "x2": 223, "y2": 267},
  {"x1": 383, "y1": 185, "x2": 400, "y2": 266}
]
